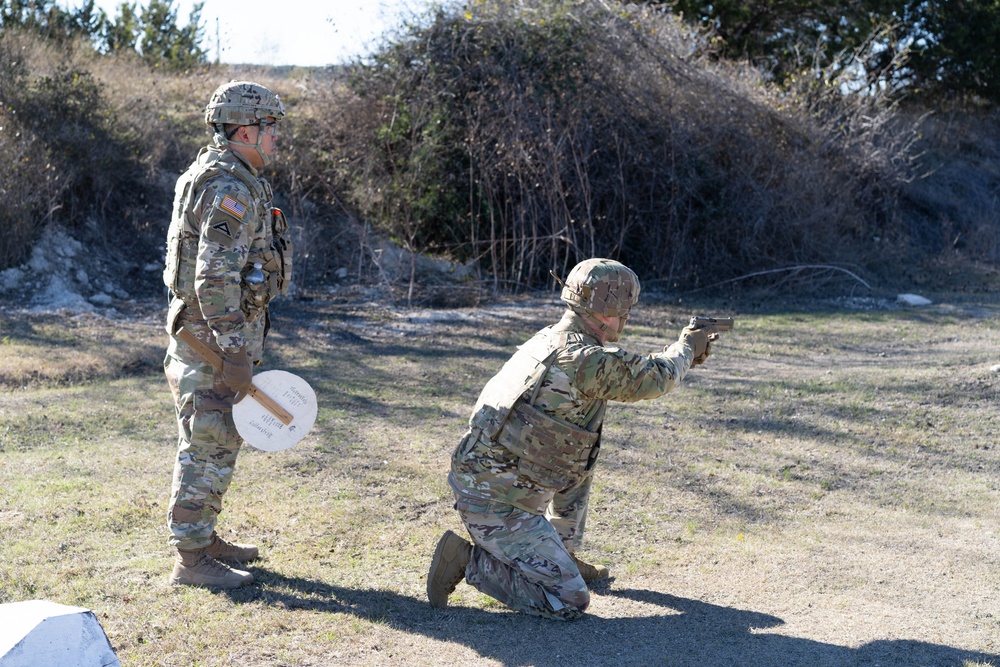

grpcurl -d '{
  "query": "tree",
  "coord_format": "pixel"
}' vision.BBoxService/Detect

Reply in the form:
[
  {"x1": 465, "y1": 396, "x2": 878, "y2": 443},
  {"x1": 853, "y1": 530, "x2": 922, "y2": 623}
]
[
  {"x1": 905, "y1": 0, "x2": 1000, "y2": 102},
  {"x1": 0, "y1": 0, "x2": 207, "y2": 71},
  {"x1": 100, "y1": 1, "x2": 140, "y2": 54},
  {"x1": 0, "y1": 0, "x2": 97, "y2": 41},
  {"x1": 648, "y1": 0, "x2": 1000, "y2": 104},
  {"x1": 137, "y1": 0, "x2": 205, "y2": 70}
]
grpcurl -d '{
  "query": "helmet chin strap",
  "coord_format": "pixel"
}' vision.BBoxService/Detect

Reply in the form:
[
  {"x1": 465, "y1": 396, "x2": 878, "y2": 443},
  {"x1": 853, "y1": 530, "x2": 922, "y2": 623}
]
[
  {"x1": 602, "y1": 316, "x2": 627, "y2": 343},
  {"x1": 572, "y1": 307, "x2": 626, "y2": 343},
  {"x1": 215, "y1": 122, "x2": 273, "y2": 167}
]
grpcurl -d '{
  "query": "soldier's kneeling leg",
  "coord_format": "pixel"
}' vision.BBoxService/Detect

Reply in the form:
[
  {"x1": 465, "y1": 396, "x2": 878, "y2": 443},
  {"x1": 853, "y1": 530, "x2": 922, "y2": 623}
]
[{"x1": 460, "y1": 504, "x2": 590, "y2": 620}]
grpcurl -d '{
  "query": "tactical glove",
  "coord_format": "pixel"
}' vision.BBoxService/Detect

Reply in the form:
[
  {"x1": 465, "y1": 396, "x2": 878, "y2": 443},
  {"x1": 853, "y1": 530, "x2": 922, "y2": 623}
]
[
  {"x1": 221, "y1": 347, "x2": 253, "y2": 398},
  {"x1": 680, "y1": 325, "x2": 714, "y2": 366}
]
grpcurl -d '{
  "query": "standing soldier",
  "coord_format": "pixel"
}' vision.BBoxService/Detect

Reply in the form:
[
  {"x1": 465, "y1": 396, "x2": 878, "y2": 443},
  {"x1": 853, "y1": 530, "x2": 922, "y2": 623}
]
[
  {"x1": 162, "y1": 81, "x2": 292, "y2": 588},
  {"x1": 427, "y1": 258, "x2": 722, "y2": 619}
]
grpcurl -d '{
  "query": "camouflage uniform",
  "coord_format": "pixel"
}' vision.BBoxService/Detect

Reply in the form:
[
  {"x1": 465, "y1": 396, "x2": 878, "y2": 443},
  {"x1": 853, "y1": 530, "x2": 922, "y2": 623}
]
[
  {"x1": 163, "y1": 82, "x2": 291, "y2": 552},
  {"x1": 448, "y1": 306, "x2": 698, "y2": 620}
]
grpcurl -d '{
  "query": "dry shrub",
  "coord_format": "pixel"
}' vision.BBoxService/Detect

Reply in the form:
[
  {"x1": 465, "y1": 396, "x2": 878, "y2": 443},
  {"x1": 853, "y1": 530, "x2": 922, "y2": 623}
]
[
  {"x1": 897, "y1": 108, "x2": 1000, "y2": 266},
  {"x1": 0, "y1": 31, "x2": 170, "y2": 277},
  {"x1": 0, "y1": 34, "x2": 329, "y2": 292},
  {"x1": 1, "y1": 3, "x2": 987, "y2": 301},
  {"x1": 262, "y1": 67, "x2": 402, "y2": 292},
  {"x1": 91, "y1": 61, "x2": 366, "y2": 295},
  {"x1": 86, "y1": 54, "x2": 218, "y2": 174},
  {"x1": 203, "y1": 66, "x2": 369, "y2": 293},
  {"x1": 0, "y1": 32, "x2": 70, "y2": 268},
  {"x1": 307, "y1": 0, "x2": 920, "y2": 295}
]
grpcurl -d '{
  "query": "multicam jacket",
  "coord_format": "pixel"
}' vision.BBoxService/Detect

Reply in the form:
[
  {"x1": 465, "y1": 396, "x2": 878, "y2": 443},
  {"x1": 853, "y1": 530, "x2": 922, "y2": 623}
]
[
  {"x1": 163, "y1": 140, "x2": 291, "y2": 361},
  {"x1": 449, "y1": 310, "x2": 696, "y2": 514}
]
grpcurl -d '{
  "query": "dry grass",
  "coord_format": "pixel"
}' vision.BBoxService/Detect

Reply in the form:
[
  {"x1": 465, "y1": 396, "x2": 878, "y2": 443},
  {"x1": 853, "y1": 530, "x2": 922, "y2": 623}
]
[{"x1": 0, "y1": 293, "x2": 998, "y2": 666}]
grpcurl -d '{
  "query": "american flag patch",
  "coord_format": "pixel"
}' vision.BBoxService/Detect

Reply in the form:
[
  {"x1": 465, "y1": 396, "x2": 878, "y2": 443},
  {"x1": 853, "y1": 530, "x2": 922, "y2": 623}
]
[{"x1": 219, "y1": 195, "x2": 246, "y2": 219}]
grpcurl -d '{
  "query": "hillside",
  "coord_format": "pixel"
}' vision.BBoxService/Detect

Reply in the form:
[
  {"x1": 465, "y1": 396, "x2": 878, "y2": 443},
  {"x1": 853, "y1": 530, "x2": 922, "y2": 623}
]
[{"x1": 1, "y1": 1, "x2": 999, "y2": 314}]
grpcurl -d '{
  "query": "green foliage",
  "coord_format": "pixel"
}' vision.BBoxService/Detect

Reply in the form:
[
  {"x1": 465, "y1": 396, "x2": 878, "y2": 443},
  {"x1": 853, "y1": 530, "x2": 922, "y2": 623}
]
[
  {"x1": 0, "y1": 0, "x2": 100, "y2": 42},
  {"x1": 100, "y1": 1, "x2": 139, "y2": 54},
  {"x1": 657, "y1": 0, "x2": 1000, "y2": 105},
  {"x1": 0, "y1": 0, "x2": 207, "y2": 71},
  {"x1": 667, "y1": 0, "x2": 909, "y2": 86},
  {"x1": 905, "y1": 1, "x2": 1000, "y2": 103},
  {"x1": 136, "y1": 0, "x2": 206, "y2": 71}
]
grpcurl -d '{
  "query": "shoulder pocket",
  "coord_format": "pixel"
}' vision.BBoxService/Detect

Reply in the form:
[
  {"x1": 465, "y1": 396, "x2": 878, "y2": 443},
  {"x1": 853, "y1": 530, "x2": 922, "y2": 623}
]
[{"x1": 203, "y1": 192, "x2": 250, "y2": 243}]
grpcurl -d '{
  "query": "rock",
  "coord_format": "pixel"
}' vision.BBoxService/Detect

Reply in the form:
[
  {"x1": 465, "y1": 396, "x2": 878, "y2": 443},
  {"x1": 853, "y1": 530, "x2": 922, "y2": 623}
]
[{"x1": 897, "y1": 293, "x2": 932, "y2": 306}]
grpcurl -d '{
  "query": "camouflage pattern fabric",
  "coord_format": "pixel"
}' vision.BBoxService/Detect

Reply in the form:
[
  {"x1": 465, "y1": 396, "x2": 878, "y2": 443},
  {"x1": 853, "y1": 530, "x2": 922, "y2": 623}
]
[
  {"x1": 545, "y1": 466, "x2": 593, "y2": 553},
  {"x1": 559, "y1": 258, "x2": 640, "y2": 317},
  {"x1": 204, "y1": 80, "x2": 285, "y2": 127},
  {"x1": 162, "y1": 138, "x2": 286, "y2": 550},
  {"x1": 163, "y1": 139, "x2": 279, "y2": 358},
  {"x1": 450, "y1": 309, "x2": 696, "y2": 513},
  {"x1": 164, "y1": 354, "x2": 242, "y2": 549},
  {"x1": 448, "y1": 308, "x2": 697, "y2": 618},
  {"x1": 458, "y1": 500, "x2": 590, "y2": 621}
]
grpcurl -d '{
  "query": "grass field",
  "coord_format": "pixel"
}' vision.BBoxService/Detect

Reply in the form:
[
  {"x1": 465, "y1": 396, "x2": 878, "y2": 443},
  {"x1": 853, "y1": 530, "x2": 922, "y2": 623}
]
[{"x1": 0, "y1": 293, "x2": 998, "y2": 666}]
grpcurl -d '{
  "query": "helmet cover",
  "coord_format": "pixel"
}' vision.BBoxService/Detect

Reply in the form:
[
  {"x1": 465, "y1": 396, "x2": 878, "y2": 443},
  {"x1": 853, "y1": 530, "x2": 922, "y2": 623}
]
[
  {"x1": 204, "y1": 80, "x2": 285, "y2": 128},
  {"x1": 559, "y1": 258, "x2": 640, "y2": 317}
]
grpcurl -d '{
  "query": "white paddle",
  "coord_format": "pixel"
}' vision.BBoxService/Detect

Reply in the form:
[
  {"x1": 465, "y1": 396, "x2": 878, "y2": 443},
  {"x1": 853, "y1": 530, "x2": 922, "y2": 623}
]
[
  {"x1": 232, "y1": 369, "x2": 317, "y2": 451},
  {"x1": 176, "y1": 328, "x2": 316, "y2": 450}
]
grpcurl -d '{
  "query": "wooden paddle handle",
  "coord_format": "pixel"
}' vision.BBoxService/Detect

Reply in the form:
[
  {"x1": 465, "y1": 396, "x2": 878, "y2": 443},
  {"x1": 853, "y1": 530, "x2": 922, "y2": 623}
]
[{"x1": 175, "y1": 328, "x2": 294, "y2": 426}]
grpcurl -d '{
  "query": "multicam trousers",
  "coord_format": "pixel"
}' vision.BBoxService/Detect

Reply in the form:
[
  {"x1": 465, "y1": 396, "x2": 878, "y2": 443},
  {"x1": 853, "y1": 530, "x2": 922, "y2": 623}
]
[
  {"x1": 164, "y1": 347, "x2": 243, "y2": 551},
  {"x1": 455, "y1": 470, "x2": 595, "y2": 621}
]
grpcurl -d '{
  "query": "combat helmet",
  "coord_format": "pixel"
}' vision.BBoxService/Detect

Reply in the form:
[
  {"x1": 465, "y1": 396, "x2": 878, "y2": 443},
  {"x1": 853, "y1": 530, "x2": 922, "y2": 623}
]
[
  {"x1": 205, "y1": 80, "x2": 285, "y2": 166},
  {"x1": 558, "y1": 258, "x2": 640, "y2": 318},
  {"x1": 205, "y1": 80, "x2": 285, "y2": 127}
]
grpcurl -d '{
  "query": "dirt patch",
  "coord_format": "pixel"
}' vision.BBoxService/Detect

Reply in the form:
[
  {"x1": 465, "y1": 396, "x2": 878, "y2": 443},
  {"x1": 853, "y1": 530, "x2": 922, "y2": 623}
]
[{"x1": 0, "y1": 292, "x2": 997, "y2": 667}]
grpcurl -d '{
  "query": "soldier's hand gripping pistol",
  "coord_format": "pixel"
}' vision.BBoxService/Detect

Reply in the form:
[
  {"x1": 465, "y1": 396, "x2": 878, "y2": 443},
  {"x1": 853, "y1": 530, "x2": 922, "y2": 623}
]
[{"x1": 680, "y1": 316, "x2": 734, "y2": 366}]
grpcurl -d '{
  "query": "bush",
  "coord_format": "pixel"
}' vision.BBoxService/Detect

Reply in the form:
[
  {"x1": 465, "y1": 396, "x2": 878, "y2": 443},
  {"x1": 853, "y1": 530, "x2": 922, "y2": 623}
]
[
  {"x1": 0, "y1": 33, "x2": 67, "y2": 268},
  {"x1": 0, "y1": 31, "x2": 168, "y2": 272},
  {"x1": 0, "y1": 3, "x2": 992, "y2": 302},
  {"x1": 323, "y1": 0, "x2": 919, "y2": 294},
  {"x1": 897, "y1": 108, "x2": 1000, "y2": 268}
]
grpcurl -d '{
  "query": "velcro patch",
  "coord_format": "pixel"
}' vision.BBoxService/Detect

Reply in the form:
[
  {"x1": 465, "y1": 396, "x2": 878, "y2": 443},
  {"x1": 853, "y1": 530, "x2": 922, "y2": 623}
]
[
  {"x1": 211, "y1": 220, "x2": 233, "y2": 238},
  {"x1": 219, "y1": 195, "x2": 246, "y2": 219}
]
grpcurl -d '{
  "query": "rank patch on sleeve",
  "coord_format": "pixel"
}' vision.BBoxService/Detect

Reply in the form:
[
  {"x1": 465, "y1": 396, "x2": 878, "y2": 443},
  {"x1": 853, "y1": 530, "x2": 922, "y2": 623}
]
[
  {"x1": 219, "y1": 195, "x2": 246, "y2": 219},
  {"x1": 211, "y1": 220, "x2": 233, "y2": 237}
]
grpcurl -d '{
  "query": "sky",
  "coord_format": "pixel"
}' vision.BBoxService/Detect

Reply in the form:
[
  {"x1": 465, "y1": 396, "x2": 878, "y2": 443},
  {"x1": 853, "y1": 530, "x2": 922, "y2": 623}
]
[{"x1": 69, "y1": 0, "x2": 450, "y2": 67}]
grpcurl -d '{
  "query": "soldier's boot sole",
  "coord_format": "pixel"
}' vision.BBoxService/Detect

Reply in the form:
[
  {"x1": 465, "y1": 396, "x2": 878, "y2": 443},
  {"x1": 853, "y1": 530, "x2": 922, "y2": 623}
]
[{"x1": 427, "y1": 530, "x2": 472, "y2": 608}]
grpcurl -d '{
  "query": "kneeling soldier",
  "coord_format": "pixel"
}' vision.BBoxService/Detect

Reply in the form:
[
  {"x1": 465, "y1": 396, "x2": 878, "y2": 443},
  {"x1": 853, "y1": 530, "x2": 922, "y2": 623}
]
[{"x1": 428, "y1": 258, "x2": 722, "y2": 619}]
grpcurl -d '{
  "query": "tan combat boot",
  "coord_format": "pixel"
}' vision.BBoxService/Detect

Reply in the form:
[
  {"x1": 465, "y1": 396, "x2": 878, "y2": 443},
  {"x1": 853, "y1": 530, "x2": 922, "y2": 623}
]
[
  {"x1": 206, "y1": 532, "x2": 259, "y2": 563},
  {"x1": 427, "y1": 530, "x2": 472, "y2": 608},
  {"x1": 171, "y1": 548, "x2": 254, "y2": 589},
  {"x1": 572, "y1": 554, "x2": 609, "y2": 582}
]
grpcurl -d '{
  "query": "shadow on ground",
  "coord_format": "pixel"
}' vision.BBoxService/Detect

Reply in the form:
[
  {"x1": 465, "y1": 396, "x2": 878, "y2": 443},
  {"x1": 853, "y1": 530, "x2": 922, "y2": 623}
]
[{"x1": 227, "y1": 569, "x2": 998, "y2": 667}]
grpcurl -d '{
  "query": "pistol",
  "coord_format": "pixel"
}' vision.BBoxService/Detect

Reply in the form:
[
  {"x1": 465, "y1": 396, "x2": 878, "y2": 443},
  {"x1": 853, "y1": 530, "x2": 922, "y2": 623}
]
[{"x1": 689, "y1": 316, "x2": 734, "y2": 332}]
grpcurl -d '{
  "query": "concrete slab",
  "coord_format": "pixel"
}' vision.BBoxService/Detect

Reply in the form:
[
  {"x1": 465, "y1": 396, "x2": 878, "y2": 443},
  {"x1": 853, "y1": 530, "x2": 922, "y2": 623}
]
[{"x1": 0, "y1": 600, "x2": 120, "y2": 667}]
